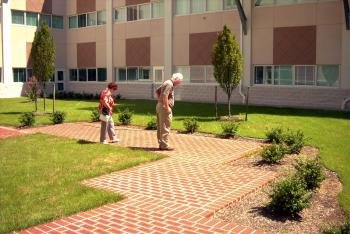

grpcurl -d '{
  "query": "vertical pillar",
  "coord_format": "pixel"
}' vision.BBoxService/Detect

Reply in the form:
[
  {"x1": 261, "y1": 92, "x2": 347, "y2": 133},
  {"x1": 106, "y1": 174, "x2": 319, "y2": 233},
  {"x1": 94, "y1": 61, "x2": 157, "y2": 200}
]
[
  {"x1": 1, "y1": 0, "x2": 12, "y2": 83},
  {"x1": 164, "y1": 0, "x2": 172, "y2": 80},
  {"x1": 106, "y1": 0, "x2": 113, "y2": 82},
  {"x1": 241, "y1": 0, "x2": 252, "y2": 87},
  {"x1": 341, "y1": 28, "x2": 350, "y2": 88}
]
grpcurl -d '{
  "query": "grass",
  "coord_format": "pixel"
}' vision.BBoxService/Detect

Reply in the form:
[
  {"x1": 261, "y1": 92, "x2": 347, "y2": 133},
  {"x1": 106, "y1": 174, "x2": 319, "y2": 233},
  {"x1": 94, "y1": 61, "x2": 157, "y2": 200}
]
[
  {"x1": 0, "y1": 97, "x2": 350, "y2": 216},
  {"x1": 0, "y1": 133, "x2": 165, "y2": 233}
]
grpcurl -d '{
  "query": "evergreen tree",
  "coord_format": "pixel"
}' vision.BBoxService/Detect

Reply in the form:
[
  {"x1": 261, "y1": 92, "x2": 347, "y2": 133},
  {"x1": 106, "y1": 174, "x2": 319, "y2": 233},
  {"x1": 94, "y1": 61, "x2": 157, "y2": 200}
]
[
  {"x1": 31, "y1": 21, "x2": 55, "y2": 112},
  {"x1": 212, "y1": 25, "x2": 243, "y2": 116}
]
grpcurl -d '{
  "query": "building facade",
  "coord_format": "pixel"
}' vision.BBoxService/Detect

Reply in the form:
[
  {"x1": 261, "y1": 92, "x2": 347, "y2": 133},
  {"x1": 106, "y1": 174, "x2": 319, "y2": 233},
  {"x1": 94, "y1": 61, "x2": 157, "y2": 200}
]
[{"x1": 1, "y1": 0, "x2": 349, "y2": 110}]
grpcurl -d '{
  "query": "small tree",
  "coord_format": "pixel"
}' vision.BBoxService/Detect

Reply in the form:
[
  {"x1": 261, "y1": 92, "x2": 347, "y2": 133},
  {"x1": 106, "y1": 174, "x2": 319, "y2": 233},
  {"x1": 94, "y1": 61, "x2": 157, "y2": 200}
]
[
  {"x1": 212, "y1": 25, "x2": 243, "y2": 116},
  {"x1": 31, "y1": 21, "x2": 55, "y2": 112}
]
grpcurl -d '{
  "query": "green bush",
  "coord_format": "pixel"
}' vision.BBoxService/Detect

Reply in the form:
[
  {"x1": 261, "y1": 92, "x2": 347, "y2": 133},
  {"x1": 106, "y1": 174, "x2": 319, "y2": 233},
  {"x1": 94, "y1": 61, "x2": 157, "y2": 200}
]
[
  {"x1": 295, "y1": 158, "x2": 325, "y2": 190},
  {"x1": 19, "y1": 112, "x2": 35, "y2": 127},
  {"x1": 268, "y1": 176, "x2": 311, "y2": 215},
  {"x1": 322, "y1": 221, "x2": 350, "y2": 234},
  {"x1": 51, "y1": 111, "x2": 66, "y2": 124},
  {"x1": 284, "y1": 130, "x2": 306, "y2": 154},
  {"x1": 118, "y1": 108, "x2": 132, "y2": 125},
  {"x1": 261, "y1": 143, "x2": 287, "y2": 164},
  {"x1": 266, "y1": 126, "x2": 285, "y2": 144},
  {"x1": 146, "y1": 117, "x2": 157, "y2": 130},
  {"x1": 183, "y1": 117, "x2": 199, "y2": 133},
  {"x1": 221, "y1": 122, "x2": 239, "y2": 138},
  {"x1": 91, "y1": 109, "x2": 100, "y2": 122}
]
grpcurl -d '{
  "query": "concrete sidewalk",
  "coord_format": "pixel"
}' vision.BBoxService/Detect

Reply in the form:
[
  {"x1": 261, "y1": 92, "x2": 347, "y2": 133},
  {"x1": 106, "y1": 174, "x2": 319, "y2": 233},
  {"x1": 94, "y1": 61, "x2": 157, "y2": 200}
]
[{"x1": 2, "y1": 123, "x2": 276, "y2": 233}]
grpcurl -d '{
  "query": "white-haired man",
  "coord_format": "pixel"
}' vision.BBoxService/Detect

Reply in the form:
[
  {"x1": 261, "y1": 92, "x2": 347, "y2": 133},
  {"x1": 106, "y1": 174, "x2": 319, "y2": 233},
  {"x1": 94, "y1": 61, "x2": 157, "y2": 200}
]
[{"x1": 155, "y1": 73, "x2": 183, "y2": 150}]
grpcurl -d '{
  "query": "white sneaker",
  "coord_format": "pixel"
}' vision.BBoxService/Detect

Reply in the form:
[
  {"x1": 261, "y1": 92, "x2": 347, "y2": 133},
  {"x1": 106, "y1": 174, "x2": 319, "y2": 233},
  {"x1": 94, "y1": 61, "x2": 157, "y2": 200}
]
[
  {"x1": 101, "y1": 140, "x2": 108, "y2": 144},
  {"x1": 110, "y1": 138, "x2": 120, "y2": 143}
]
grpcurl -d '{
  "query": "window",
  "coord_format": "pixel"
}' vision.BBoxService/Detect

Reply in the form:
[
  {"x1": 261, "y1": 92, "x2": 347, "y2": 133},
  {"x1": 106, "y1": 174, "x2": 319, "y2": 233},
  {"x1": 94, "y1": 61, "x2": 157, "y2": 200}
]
[
  {"x1": 97, "y1": 10, "x2": 106, "y2": 25},
  {"x1": 152, "y1": 1, "x2": 164, "y2": 18},
  {"x1": 88, "y1": 68, "x2": 97, "y2": 81},
  {"x1": 274, "y1": 66, "x2": 293, "y2": 85},
  {"x1": 78, "y1": 14, "x2": 86, "y2": 27},
  {"x1": 190, "y1": 67, "x2": 205, "y2": 83},
  {"x1": 139, "y1": 67, "x2": 151, "y2": 80},
  {"x1": 12, "y1": 11, "x2": 25, "y2": 24},
  {"x1": 174, "y1": 66, "x2": 190, "y2": 83},
  {"x1": 97, "y1": 68, "x2": 107, "y2": 81},
  {"x1": 115, "y1": 7, "x2": 126, "y2": 22},
  {"x1": 317, "y1": 65, "x2": 339, "y2": 87},
  {"x1": 207, "y1": 0, "x2": 223, "y2": 11},
  {"x1": 223, "y1": 0, "x2": 237, "y2": 10},
  {"x1": 295, "y1": 66, "x2": 315, "y2": 85},
  {"x1": 117, "y1": 68, "x2": 127, "y2": 81},
  {"x1": 78, "y1": 69, "x2": 87, "y2": 81},
  {"x1": 26, "y1": 12, "x2": 38, "y2": 26},
  {"x1": 13, "y1": 68, "x2": 26, "y2": 82},
  {"x1": 69, "y1": 16, "x2": 78, "y2": 28},
  {"x1": 40, "y1": 14, "x2": 52, "y2": 27},
  {"x1": 206, "y1": 66, "x2": 216, "y2": 83},
  {"x1": 57, "y1": 71, "x2": 64, "y2": 81},
  {"x1": 87, "y1": 12, "x2": 96, "y2": 26},
  {"x1": 139, "y1": 4, "x2": 150, "y2": 20},
  {"x1": 52, "y1": 15, "x2": 64, "y2": 29},
  {"x1": 127, "y1": 6, "x2": 138, "y2": 21},
  {"x1": 69, "y1": 69, "x2": 77, "y2": 81},
  {"x1": 191, "y1": 0, "x2": 206, "y2": 13},
  {"x1": 127, "y1": 67, "x2": 138, "y2": 80},
  {"x1": 175, "y1": 0, "x2": 190, "y2": 15},
  {"x1": 254, "y1": 66, "x2": 273, "y2": 84}
]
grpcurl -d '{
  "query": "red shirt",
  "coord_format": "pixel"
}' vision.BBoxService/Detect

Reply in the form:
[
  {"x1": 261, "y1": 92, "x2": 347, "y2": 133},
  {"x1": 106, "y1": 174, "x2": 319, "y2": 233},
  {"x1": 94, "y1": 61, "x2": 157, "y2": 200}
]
[{"x1": 98, "y1": 88, "x2": 114, "y2": 115}]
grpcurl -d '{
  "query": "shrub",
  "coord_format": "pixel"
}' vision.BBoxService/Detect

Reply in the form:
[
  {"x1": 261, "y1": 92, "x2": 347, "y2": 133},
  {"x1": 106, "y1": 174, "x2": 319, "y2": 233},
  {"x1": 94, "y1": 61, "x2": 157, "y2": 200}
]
[
  {"x1": 268, "y1": 176, "x2": 311, "y2": 215},
  {"x1": 146, "y1": 117, "x2": 157, "y2": 130},
  {"x1": 91, "y1": 109, "x2": 100, "y2": 122},
  {"x1": 19, "y1": 112, "x2": 35, "y2": 127},
  {"x1": 284, "y1": 130, "x2": 306, "y2": 154},
  {"x1": 266, "y1": 126, "x2": 285, "y2": 144},
  {"x1": 118, "y1": 108, "x2": 132, "y2": 125},
  {"x1": 221, "y1": 122, "x2": 239, "y2": 138},
  {"x1": 261, "y1": 143, "x2": 287, "y2": 164},
  {"x1": 115, "y1": 94, "x2": 122, "y2": 100},
  {"x1": 51, "y1": 111, "x2": 66, "y2": 124},
  {"x1": 322, "y1": 221, "x2": 350, "y2": 234},
  {"x1": 183, "y1": 117, "x2": 199, "y2": 133},
  {"x1": 295, "y1": 158, "x2": 325, "y2": 190}
]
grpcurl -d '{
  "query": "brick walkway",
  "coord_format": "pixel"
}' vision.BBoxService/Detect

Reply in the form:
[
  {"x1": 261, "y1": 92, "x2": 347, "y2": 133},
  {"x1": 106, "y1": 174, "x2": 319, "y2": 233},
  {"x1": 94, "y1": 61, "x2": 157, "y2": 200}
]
[
  {"x1": 0, "y1": 126, "x2": 24, "y2": 139},
  {"x1": 5, "y1": 123, "x2": 277, "y2": 233}
]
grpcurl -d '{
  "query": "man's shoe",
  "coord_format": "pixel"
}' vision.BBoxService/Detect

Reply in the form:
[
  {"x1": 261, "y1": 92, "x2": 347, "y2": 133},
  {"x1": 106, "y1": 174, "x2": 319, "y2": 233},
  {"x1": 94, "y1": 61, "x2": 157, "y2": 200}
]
[
  {"x1": 101, "y1": 140, "x2": 108, "y2": 144},
  {"x1": 110, "y1": 138, "x2": 120, "y2": 143}
]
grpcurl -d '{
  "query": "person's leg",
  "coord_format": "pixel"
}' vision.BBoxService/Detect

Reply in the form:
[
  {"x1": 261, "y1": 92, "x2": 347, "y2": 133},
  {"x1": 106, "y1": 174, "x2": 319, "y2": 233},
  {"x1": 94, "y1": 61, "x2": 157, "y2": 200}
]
[
  {"x1": 156, "y1": 104, "x2": 161, "y2": 145},
  {"x1": 159, "y1": 108, "x2": 172, "y2": 149},
  {"x1": 107, "y1": 116, "x2": 118, "y2": 142},
  {"x1": 100, "y1": 120, "x2": 107, "y2": 143}
]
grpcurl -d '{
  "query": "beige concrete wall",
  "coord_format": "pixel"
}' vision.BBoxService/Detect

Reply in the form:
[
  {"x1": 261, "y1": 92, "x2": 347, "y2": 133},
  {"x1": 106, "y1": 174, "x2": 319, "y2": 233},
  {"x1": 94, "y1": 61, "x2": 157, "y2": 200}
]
[
  {"x1": 66, "y1": 0, "x2": 76, "y2": 15},
  {"x1": 10, "y1": 0, "x2": 26, "y2": 11},
  {"x1": 113, "y1": 0, "x2": 126, "y2": 8},
  {"x1": 52, "y1": 0, "x2": 66, "y2": 15},
  {"x1": 341, "y1": 30, "x2": 350, "y2": 89},
  {"x1": 96, "y1": 0, "x2": 106, "y2": 11},
  {"x1": 11, "y1": 26, "x2": 36, "y2": 67},
  {"x1": 316, "y1": 24, "x2": 342, "y2": 65},
  {"x1": 126, "y1": 20, "x2": 151, "y2": 38}
]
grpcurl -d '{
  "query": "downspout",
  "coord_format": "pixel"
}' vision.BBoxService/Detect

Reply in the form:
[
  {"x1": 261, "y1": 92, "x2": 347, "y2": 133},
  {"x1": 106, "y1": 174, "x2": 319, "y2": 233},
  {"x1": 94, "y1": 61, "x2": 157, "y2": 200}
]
[{"x1": 238, "y1": 2, "x2": 245, "y2": 104}]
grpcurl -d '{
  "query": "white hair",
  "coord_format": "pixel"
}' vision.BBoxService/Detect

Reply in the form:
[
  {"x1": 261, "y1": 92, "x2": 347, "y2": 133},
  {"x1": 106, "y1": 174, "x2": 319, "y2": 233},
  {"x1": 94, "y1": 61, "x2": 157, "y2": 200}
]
[{"x1": 171, "y1": 73, "x2": 183, "y2": 81}]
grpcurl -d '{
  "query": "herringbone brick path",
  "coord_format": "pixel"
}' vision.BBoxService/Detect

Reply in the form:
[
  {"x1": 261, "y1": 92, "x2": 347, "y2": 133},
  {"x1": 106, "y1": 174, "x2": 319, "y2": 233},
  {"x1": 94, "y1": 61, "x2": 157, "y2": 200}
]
[
  {"x1": 0, "y1": 126, "x2": 23, "y2": 139},
  {"x1": 15, "y1": 123, "x2": 277, "y2": 233}
]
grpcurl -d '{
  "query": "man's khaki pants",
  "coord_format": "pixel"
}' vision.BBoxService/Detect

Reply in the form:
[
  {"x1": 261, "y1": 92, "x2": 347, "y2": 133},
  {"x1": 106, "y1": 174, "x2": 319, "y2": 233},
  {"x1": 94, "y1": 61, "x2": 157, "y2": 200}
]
[
  {"x1": 156, "y1": 103, "x2": 172, "y2": 149},
  {"x1": 100, "y1": 116, "x2": 116, "y2": 143}
]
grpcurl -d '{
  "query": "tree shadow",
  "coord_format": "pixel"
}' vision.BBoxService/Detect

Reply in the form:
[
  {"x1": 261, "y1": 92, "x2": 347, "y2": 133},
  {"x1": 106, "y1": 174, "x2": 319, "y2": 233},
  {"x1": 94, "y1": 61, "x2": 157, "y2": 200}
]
[
  {"x1": 77, "y1": 139, "x2": 95, "y2": 144},
  {"x1": 128, "y1": 146, "x2": 160, "y2": 152},
  {"x1": 0, "y1": 111, "x2": 26, "y2": 115},
  {"x1": 250, "y1": 206, "x2": 302, "y2": 222}
]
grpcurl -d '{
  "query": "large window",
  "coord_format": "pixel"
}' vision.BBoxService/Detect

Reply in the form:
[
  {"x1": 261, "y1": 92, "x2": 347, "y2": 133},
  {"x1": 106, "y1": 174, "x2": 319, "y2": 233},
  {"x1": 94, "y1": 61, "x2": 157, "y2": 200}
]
[
  {"x1": 87, "y1": 12, "x2": 96, "y2": 26},
  {"x1": 78, "y1": 14, "x2": 87, "y2": 28},
  {"x1": 255, "y1": 0, "x2": 329, "y2": 6},
  {"x1": 191, "y1": 0, "x2": 206, "y2": 13},
  {"x1": 97, "y1": 68, "x2": 107, "y2": 81},
  {"x1": 40, "y1": 14, "x2": 52, "y2": 27},
  {"x1": 69, "y1": 16, "x2": 78, "y2": 28},
  {"x1": 207, "y1": 0, "x2": 223, "y2": 11},
  {"x1": 127, "y1": 6, "x2": 138, "y2": 21},
  {"x1": 88, "y1": 68, "x2": 97, "y2": 81},
  {"x1": 254, "y1": 65, "x2": 339, "y2": 87},
  {"x1": 174, "y1": 0, "x2": 235, "y2": 15},
  {"x1": 115, "y1": 7, "x2": 126, "y2": 22},
  {"x1": 139, "y1": 4, "x2": 150, "y2": 20},
  {"x1": 69, "y1": 69, "x2": 78, "y2": 81},
  {"x1": 13, "y1": 68, "x2": 27, "y2": 82},
  {"x1": 97, "y1": 10, "x2": 106, "y2": 25},
  {"x1": 152, "y1": 1, "x2": 164, "y2": 18},
  {"x1": 116, "y1": 67, "x2": 152, "y2": 82},
  {"x1": 12, "y1": 11, "x2": 25, "y2": 24},
  {"x1": 26, "y1": 12, "x2": 38, "y2": 26},
  {"x1": 78, "y1": 69, "x2": 87, "y2": 81},
  {"x1": 190, "y1": 66, "x2": 206, "y2": 83},
  {"x1": 52, "y1": 15, "x2": 63, "y2": 29},
  {"x1": 175, "y1": 0, "x2": 190, "y2": 15}
]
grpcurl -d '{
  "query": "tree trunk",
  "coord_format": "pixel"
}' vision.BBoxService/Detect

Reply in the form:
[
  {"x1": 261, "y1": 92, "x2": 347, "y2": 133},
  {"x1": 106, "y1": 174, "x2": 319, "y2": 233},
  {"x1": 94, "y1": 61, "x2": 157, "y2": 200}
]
[
  {"x1": 53, "y1": 82, "x2": 55, "y2": 113},
  {"x1": 35, "y1": 96, "x2": 38, "y2": 112},
  {"x1": 228, "y1": 93, "x2": 231, "y2": 117},
  {"x1": 43, "y1": 82, "x2": 46, "y2": 112}
]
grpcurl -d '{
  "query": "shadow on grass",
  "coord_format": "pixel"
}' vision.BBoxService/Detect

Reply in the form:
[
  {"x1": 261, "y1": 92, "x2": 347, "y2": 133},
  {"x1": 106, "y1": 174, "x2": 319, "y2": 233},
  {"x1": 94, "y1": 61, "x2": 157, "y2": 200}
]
[
  {"x1": 0, "y1": 111, "x2": 26, "y2": 115},
  {"x1": 77, "y1": 139, "x2": 96, "y2": 144},
  {"x1": 128, "y1": 146, "x2": 160, "y2": 152}
]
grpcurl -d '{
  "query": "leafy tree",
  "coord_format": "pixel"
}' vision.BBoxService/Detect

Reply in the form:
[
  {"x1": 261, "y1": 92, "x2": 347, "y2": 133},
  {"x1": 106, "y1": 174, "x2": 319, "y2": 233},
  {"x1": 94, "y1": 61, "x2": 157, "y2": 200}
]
[
  {"x1": 212, "y1": 25, "x2": 243, "y2": 116},
  {"x1": 31, "y1": 21, "x2": 55, "y2": 112}
]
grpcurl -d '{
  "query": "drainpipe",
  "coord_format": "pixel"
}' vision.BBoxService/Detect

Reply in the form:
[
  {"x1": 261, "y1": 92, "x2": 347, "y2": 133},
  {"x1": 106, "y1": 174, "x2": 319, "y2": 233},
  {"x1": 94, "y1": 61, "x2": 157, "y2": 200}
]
[{"x1": 238, "y1": 8, "x2": 246, "y2": 104}]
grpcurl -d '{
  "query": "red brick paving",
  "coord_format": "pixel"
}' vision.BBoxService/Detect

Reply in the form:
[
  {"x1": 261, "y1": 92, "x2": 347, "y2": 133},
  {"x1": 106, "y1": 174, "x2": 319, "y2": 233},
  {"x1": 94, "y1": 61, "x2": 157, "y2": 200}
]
[
  {"x1": 17, "y1": 122, "x2": 277, "y2": 233},
  {"x1": 0, "y1": 126, "x2": 23, "y2": 139}
]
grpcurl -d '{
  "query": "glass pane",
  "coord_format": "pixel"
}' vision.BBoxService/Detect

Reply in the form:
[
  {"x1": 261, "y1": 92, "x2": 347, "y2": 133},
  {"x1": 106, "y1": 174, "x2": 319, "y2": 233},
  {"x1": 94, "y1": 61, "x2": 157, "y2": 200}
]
[
  {"x1": 40, "y1": 14, "x2": 52, "y2": 27},
  {"x1": 26, "y1": 12, "x2": 38, "y2": 26},
  {"x1": 190, "y1": 67, "x2": 205, "y2": 83},
  {"x1": 127, "y1": 68, "x2": 138, "y2": 81},
  {"x1": 57, "y1": 71, "x2": 64, "y2": 81},
  {"x1": 69, "y1": 69, "x2": 77, "y2": 81},
  {"x1": 175, "y1": 0, "x2": 190, "y2": 15},
  {"x1": 295, "y1": 66, "x2": 315, "y2": 85},
  {"x1": 317, "y1": 65, "x2": 339, "y2": 87},
  {"x1": 139, "y1": 67, "x2": 151, "y2": 80},
  {"x1": 115, "y1": 8, "x2": 126, "y2": 22},
  {"x1": 97, "y1": 10, "x2": 106, "y2": 25},
  {"x1": 191, "y1": 0, "x2": 206, "y2": 13},
  {"x1": 88, "y1": 69, "x2": 96, "y2": 81},
  {"x1": 13, "y1": 69, "x2": 26, "y2": 82},
  {"x1": 152, "y1": 1, "x2": 164, "y2": 18},
  {"x1": 127, "y1": 6, "x2": 138, "y2": 21},
  {"x1": 139, "y1": 4, "x2": 150, "y2": 20},
  {"x1": 78, "y1": 69, "x2": 87, "y2": 81},
  {"x1": 87, "y1": 12, "x2": 96, "y2": 26},
  {"x1": 57, "y1": 83, "x2": 64, "y2": 91},
  {"x1": 265, "y1": 66, "x2": 273, "y2": 84},
  {"x1": 274, "y1": 66, "x2": 292, "y2": 85},
  {"x1": 254, "y1": 66, "x2": 264, "y2": 84},
  {"x1": 174, "y1": 66, "x2": 190, "y2": 83},
  {"x1": 255, "y1": 0, "x2": 274, "y2": 6},
  {"x1": 98, "y1": 68, "x2": 107, "y2": 81},
  {"x1": 52, "y1": 15, "x2": 63, "y2": 29},
  {"x1": 12, "y1": 11, "x2": 25, "y2": 24},
  {"x1": 78, "y1": 14, "x2": 86, "y2": 27},
  {"x1": 224, "y1": 0, "x2": 237, "y2": 10},
  {"x1": 206, "y1": 66, "x2": 216, "y2": 83},
  {"x1": 118, "y1": 68, "x2": 127, "y2": 81},
  {"x1": 207, "y1": 0, "x2": 222, "y2": 11},
  {"x1": 154, "y1": 69, "x2": 163, "y2": 82},
  {"x1": 69, "y1": 16, "x2": 78, "y2": 28}
]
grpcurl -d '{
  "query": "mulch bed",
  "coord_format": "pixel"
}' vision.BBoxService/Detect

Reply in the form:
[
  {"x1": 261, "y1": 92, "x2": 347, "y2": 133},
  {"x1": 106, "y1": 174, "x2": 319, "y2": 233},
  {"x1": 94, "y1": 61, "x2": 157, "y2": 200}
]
[{"x1": 215, "y1": 146, "x2": 347, "y2": 234}]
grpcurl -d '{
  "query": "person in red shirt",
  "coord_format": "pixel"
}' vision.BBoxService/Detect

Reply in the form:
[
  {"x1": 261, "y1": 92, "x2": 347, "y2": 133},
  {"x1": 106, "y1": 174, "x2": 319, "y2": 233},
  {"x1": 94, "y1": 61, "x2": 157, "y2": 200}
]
[{"x1": 99, "y1": 82, "x2": 120, "y2": 144}]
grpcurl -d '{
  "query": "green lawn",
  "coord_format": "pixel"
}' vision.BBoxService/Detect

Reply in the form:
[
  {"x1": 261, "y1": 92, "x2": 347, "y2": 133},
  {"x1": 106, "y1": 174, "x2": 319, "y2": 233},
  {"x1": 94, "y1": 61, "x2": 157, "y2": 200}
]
[
  {"x1": 0, "y1": 97, "x2": 350, "y2": 217},
  {"x1": 0, "y1": 133, "x2": 165, "y2": 233}
]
